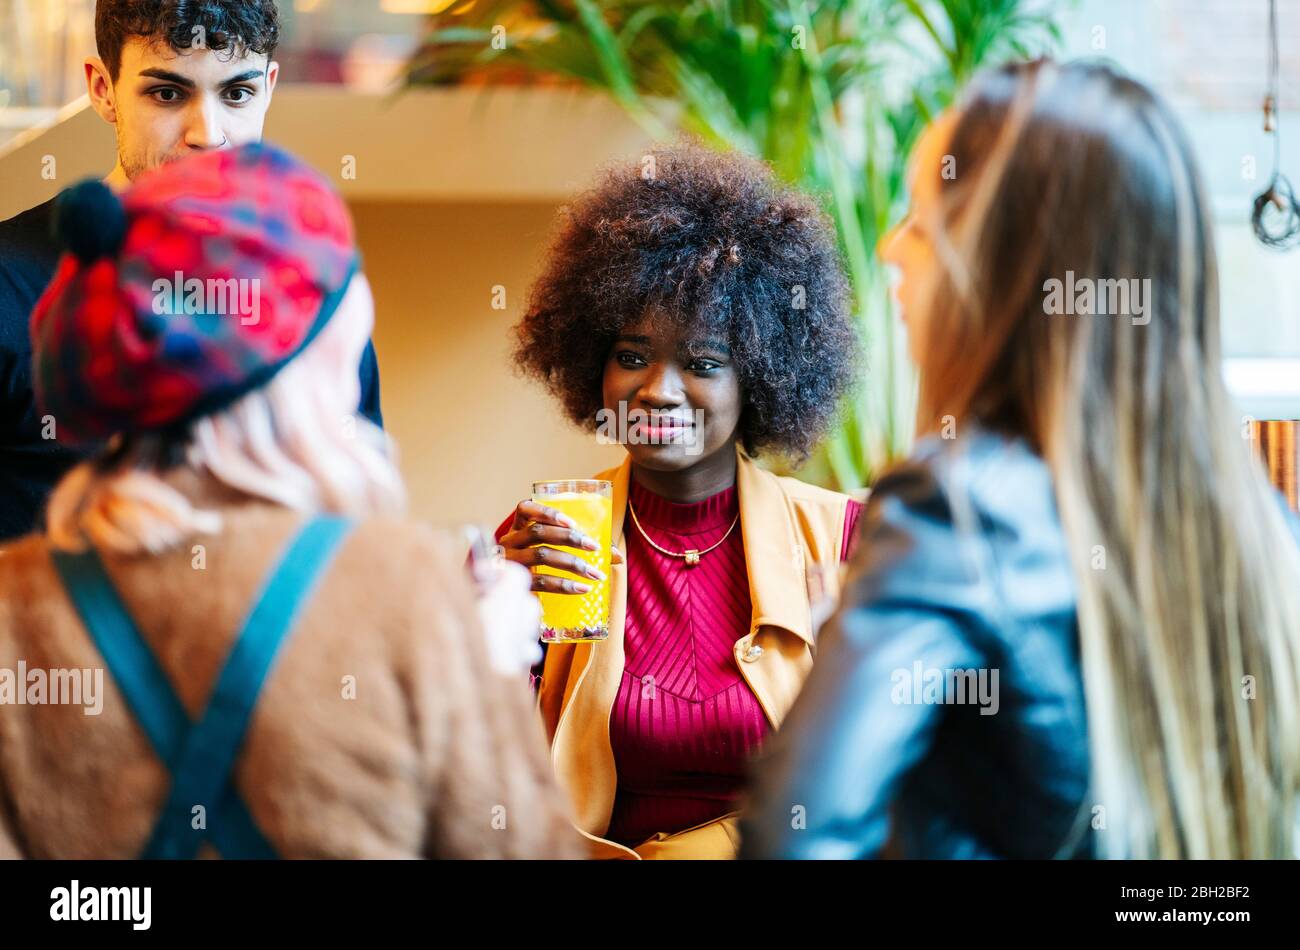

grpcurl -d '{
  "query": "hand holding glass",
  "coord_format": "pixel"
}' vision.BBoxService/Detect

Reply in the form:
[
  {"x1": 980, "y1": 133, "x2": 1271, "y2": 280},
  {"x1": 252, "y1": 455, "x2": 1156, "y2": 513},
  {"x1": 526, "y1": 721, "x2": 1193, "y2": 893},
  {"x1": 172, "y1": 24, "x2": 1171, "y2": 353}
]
[{"x1": 529, "y1": 480, "x2": 613, "y2": 642}]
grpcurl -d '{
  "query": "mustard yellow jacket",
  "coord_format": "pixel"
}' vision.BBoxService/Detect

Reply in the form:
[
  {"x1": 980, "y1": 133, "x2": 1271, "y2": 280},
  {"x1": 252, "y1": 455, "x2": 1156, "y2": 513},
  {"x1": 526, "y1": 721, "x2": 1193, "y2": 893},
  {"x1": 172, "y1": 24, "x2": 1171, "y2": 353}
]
[{"x1": 536, "y1": 445, "x2": 856, "y2": 859}]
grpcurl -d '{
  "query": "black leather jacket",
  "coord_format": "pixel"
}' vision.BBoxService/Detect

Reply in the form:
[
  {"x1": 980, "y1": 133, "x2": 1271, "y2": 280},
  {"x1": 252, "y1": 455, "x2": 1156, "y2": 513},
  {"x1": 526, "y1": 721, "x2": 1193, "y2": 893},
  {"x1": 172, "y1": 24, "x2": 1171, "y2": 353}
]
[{"x1": 739, "y1": 428, "x2": 1300, "y2": 859}]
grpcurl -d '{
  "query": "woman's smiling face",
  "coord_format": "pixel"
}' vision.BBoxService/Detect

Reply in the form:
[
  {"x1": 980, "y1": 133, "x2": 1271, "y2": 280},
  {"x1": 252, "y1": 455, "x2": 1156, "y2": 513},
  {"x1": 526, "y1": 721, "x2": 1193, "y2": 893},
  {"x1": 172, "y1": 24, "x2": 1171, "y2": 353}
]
[{"x1": 601, "y1": 313, "x2": 743, "y2": 474}]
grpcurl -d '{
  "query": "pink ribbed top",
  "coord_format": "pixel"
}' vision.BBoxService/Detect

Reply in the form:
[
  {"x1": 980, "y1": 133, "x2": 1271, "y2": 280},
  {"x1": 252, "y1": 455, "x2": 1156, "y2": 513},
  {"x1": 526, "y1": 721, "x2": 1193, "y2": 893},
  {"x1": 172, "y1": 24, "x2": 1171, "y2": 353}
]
[{"x1": 604, "y1": 478, "x2": 863, "y2": 847}]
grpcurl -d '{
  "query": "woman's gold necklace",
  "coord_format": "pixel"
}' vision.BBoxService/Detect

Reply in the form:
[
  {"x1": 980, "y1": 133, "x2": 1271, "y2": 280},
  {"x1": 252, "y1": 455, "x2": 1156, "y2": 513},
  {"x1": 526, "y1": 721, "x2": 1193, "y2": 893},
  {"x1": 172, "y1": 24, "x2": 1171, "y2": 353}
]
[{"x1": 626, "y1": 499, "x2": 740, "y2": 567}]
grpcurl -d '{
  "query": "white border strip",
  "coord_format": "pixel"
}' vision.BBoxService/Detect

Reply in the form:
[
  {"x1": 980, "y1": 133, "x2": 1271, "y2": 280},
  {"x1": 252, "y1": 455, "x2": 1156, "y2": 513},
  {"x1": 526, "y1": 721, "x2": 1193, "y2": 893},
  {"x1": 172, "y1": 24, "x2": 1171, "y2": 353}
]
[{"x1": 1224, "y1": 358, "x2": 1300, "y2": 420}]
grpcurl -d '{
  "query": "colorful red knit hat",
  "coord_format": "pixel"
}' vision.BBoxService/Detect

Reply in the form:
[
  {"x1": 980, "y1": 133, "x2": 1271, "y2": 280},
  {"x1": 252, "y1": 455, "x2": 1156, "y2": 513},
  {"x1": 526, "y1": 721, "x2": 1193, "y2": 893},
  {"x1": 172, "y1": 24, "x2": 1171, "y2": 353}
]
[{"x1": 30, "y1": 142, "x2": 359, "y2": 445}]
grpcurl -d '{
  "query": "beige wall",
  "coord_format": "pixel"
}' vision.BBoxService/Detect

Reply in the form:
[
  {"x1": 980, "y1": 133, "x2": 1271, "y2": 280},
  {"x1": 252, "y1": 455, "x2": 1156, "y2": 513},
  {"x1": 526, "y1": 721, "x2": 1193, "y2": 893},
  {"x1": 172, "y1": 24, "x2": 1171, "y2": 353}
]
[{"x1": 352, "y1": 200, "x2": 624, "y2": 529}]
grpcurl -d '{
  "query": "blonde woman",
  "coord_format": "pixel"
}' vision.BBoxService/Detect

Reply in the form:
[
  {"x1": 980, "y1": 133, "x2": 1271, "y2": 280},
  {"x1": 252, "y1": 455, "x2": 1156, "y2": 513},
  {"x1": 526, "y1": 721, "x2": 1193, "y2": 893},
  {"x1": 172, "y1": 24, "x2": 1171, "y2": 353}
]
[
  {"x1": 0, "y1": 144, "x2": 580, "y2": 859},
  {"x1": 741, "y1": 60, "x2": 1300, "y2": 859}
]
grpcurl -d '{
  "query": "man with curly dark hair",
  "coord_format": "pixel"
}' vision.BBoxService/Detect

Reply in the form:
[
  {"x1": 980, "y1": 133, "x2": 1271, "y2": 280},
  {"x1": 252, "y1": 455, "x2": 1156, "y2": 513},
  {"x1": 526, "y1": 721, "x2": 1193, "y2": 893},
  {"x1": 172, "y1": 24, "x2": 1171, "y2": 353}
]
[
  {"x1": 497, "y1": 143, "x2": 865, "y2": 859},
  {"x1": 0, "y1": 0, "x2": 382, "y2": 541},
  {"x1": 91, "y1": 0, "x2": 283, "y2": 185}
]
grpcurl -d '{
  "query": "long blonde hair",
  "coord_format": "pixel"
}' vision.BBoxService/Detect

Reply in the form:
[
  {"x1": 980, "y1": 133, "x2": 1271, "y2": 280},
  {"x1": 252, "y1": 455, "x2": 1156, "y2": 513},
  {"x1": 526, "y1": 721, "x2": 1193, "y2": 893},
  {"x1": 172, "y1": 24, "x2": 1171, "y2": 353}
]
[
  {"x1": 913, "y1": 60, "x2": 1300, "y2": 858},
  {"x1": 46, "y1": 276, "x2": 405, "y2": 555}
]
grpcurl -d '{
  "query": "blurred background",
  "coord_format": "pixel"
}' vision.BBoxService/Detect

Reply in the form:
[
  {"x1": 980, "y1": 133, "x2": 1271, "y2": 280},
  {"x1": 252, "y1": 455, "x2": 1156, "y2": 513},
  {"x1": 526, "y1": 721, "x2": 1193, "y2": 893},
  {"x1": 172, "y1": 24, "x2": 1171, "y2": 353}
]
[{"x1": 1, "y1": 0, "x2": 1297, "y2": 526}]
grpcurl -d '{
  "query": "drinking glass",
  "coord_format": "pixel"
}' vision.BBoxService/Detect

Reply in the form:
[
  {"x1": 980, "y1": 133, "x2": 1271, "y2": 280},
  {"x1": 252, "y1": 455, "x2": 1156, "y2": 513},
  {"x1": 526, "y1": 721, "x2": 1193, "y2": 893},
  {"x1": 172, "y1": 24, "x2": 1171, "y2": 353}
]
[{"x1": 531, "y1": 479, "x2": 613, "y2": 642}]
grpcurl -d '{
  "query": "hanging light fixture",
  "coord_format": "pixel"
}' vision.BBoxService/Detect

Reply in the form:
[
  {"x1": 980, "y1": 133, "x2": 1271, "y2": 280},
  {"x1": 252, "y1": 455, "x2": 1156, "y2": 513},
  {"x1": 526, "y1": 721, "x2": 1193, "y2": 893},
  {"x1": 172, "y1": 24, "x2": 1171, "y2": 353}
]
[{"x1": 1251, "y1": 0, "x2": 1300, "y2": 249}]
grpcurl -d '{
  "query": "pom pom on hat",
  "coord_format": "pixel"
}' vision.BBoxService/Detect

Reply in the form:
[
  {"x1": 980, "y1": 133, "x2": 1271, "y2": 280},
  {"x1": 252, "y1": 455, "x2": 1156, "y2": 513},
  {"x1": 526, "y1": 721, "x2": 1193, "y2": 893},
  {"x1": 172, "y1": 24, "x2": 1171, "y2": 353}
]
[{"x1": 53, "y1": 179, "x2": 128, "y2": 263}]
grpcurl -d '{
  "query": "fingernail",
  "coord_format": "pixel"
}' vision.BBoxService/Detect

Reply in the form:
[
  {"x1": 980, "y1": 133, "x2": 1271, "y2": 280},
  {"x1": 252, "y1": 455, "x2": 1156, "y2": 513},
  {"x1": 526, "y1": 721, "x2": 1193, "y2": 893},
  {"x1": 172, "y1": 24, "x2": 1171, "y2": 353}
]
[
  {"x1": 575, "y1": 582, "x2": 592, "y2": 593},
  {"x1": 582, "y1": 536, "x2": 599, "y2": 551},
  {"x1": 587, "y1": 566, "x2": 606, "y2": 581}
]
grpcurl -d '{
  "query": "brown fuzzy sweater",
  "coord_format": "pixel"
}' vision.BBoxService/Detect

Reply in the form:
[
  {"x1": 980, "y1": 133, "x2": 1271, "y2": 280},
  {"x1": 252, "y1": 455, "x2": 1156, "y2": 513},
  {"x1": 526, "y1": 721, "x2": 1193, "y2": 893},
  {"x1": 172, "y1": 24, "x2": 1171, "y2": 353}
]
[{"x1": 0, "y1": 495, "x2": 583, "y2": 859}]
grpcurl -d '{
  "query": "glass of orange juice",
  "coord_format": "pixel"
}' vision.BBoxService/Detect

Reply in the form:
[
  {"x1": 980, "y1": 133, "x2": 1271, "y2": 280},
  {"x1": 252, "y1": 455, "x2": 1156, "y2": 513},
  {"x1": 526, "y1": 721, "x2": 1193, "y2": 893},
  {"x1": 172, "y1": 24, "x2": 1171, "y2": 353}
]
[{"x1": 531, "y1": 479, "x2": 613, "y2": 642}]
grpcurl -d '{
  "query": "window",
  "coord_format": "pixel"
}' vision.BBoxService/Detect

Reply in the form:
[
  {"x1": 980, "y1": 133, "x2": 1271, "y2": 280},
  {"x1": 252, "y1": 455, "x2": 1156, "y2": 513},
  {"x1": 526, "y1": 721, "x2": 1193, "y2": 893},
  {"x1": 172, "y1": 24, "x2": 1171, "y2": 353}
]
[{"x1": 1061, "y1": 0, "x2": 1300, "y2": 418}]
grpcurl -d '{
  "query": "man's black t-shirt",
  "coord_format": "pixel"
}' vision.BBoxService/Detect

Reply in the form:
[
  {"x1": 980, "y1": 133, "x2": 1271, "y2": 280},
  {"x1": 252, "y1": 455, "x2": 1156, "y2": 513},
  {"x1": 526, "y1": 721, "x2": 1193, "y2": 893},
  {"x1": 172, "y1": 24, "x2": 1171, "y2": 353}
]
[{"x1": 0, "y1": 195, "x2": 385, "y2": 542}]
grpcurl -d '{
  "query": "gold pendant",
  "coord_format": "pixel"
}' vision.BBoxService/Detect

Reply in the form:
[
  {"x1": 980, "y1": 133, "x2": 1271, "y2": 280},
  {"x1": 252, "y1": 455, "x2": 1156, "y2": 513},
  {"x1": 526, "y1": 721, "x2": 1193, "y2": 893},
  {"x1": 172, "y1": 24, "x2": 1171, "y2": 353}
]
[{"x1": 684, "y1": 549, "x2": 701, "y2": 566}]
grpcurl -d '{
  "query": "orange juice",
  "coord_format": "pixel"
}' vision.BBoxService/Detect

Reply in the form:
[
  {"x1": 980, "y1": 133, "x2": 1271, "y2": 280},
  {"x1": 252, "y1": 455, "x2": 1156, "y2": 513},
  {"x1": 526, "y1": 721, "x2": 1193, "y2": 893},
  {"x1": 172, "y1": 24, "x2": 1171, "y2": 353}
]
[{"x1": 531, "y1": 483, "x2": 612, "y2": 642}]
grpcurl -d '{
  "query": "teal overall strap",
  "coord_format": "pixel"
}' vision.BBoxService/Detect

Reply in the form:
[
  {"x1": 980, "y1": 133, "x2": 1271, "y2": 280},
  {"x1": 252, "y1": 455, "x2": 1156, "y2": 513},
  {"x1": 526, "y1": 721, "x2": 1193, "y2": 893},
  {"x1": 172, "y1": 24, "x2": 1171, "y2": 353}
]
[
  {"x1": 50, "y1": 548, "x2": 279, "y2": 859},
  {"x1": 49, "y1": 549, "x2": 189, "y2": 759},
  {"x1": 142, "y1": 516, "x2": 352, "y2": 860}
]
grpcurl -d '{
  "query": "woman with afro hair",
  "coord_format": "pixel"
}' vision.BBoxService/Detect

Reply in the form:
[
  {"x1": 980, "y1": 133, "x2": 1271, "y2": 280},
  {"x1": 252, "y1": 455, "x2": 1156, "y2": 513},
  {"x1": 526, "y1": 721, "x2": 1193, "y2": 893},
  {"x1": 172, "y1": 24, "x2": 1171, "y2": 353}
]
[{"x1": 498, "y1": 143, "x2": 863, "y2": 859}]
